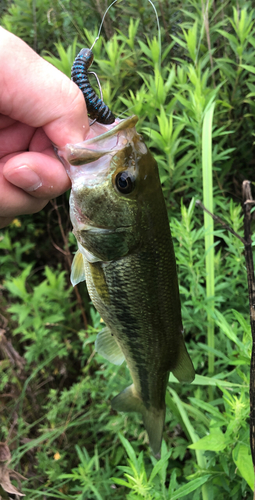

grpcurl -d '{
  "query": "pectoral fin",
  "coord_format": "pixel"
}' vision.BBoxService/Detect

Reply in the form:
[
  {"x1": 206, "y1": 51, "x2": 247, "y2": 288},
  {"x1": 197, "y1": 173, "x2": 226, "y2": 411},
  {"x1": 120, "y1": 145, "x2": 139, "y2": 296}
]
[
  {"x1": 95, "y1": 327, "x2": 125, "y2": 365},
  {"x1": 172, "y1": 337, "x2": 195, "y2": 383},
  {"x1": 111, "y1": 384, "x2": 164, "y2": 457},
  {"x1": 71, "y1": 250, "x2": 86, "y2": 286}
]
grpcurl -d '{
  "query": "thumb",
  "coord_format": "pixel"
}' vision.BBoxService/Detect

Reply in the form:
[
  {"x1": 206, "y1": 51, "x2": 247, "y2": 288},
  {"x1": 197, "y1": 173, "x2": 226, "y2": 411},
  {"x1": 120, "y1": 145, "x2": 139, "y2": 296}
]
[{"x1": 0, "y1": 27, "x2": 89, "y2": 146}]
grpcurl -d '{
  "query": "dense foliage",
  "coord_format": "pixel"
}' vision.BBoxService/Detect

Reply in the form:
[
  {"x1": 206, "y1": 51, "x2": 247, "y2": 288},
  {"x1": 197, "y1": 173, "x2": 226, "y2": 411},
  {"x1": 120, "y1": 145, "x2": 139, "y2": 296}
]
[{"x1": 1, "y1": 0, "x2": 255, "y2": 498}]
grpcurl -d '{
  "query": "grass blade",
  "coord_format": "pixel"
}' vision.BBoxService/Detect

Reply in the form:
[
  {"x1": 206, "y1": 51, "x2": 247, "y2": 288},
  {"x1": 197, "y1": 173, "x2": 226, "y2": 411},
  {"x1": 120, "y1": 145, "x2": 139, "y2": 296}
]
[
  {"x1": 168, "y1": 388, "x2": 210, "y2": 500},
  {"x1": 202, "y1": 102, "x2": 216, "y2": 377}
]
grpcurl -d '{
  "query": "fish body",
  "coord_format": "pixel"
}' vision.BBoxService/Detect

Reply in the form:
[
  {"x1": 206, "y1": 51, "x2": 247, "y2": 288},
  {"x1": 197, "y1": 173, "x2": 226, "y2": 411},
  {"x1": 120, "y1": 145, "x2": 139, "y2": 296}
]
[{"x1": 58, "y1": 116, "x2": 195, "y2": 455}]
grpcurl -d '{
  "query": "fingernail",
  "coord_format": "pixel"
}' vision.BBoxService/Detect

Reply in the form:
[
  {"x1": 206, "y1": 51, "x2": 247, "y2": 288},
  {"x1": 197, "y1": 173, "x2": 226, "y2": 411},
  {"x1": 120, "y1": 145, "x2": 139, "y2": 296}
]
[{"x1": 9, "y1": 165, "x2": 42, "y2": 192}]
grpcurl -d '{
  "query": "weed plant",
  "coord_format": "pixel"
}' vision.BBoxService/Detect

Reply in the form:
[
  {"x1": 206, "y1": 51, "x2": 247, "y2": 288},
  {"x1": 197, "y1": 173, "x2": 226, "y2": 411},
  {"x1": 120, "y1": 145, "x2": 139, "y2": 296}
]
[{"x1": 1, "y1": 0, "x2": 255, "y2": 499}]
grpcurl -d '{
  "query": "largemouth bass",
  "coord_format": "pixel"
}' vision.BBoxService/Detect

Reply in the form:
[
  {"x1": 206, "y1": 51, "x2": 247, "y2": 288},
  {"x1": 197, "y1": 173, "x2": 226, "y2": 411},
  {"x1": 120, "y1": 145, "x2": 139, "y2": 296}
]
[{"x1": 58, "y1": 115, "x2": 195, "y2": 455}]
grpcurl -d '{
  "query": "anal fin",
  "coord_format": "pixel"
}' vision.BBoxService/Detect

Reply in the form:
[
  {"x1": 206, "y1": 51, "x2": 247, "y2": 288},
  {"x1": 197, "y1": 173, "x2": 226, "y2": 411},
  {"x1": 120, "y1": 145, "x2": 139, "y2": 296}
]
[{"x1": 95, "y1": 327, "x2": 125, "y2": 365}]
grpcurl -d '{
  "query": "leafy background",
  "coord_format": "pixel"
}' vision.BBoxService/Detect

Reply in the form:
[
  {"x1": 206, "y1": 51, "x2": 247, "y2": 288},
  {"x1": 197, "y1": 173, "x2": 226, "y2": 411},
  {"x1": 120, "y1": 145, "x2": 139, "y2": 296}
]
[{"x1": 1, "y1": 0, "x2": 255, "y2": 498}]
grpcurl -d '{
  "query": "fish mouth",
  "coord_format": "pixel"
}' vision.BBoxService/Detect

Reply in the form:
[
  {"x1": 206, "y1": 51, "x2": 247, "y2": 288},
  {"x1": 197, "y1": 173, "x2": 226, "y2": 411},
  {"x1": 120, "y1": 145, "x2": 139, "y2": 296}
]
[
  {"x1": 85, "y1": 226, "x2": 132, "y2": 234},
  {"x1": 75, "y1": 222, "x2": 133, "y2": 234},
  {"x1": 58, "y1": 115, "x2": 139, "y2": 167},
  {"x1": 84, "y1": 115, "x2": 139, "y2": 146}
]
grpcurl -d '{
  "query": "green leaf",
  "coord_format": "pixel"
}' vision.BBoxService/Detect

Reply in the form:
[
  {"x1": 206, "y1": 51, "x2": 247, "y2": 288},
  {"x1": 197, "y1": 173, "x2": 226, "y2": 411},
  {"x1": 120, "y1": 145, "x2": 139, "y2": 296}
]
[
  {"x1": 170, "y1": 475, "x2": 211, "y2": 499},
  {"x1": 232, "y1": 444, "x2": 254, "y2": 490},
  {"x1": 214, "y1": 310, "x2": 244, "y2": 349},
  {"x1": 148, "y1": 451, "x2": 171, "y2": 483},
  {"x1": 188, "y1": 398, "x2": 227, "y2": 422},
  {"x1": 240, "y1": 64, "x2": 255, "y2": 74},
  {"x1": 118, "y1": 434, "x2": 137, "y2": 466},
  {"x1": 189, "y1": 428, "x2": 227, "y2": 451},
  {"x1": 217, "y1": 29, "x2": 238, "y2": 47},
  {"x1": 110, "y1": 477, "x2": 131, "y2": 488},
  {"x1": 169, "y1": 373, "x2": 244, "y2": 388},
  {"x1": 232, "y1": 309, "x2": 251, "y2": 336}
]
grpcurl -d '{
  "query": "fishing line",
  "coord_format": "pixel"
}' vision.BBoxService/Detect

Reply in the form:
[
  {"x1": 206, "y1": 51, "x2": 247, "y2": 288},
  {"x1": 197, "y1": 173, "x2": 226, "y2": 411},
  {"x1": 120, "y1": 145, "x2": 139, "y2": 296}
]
[
  {"x1": 94, "y1": 0, "x2": 162, "y2": 122},
  {"x1": 90, "y1": 0, "x2": 161, "y2": 69},
  {"x1": 72, "y1": 0, "x2": 162, "y2": 124},
  {"x1": 90, "y1": 0, "x2": 118, "y2": 51}
]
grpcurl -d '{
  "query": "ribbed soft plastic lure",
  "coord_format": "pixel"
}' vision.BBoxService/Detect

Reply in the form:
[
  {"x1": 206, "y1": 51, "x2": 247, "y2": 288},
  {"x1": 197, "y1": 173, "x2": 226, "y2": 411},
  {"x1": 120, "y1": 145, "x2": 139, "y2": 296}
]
[{"x1": 71, "y1": 48, "x2": 115, "y2": 124}]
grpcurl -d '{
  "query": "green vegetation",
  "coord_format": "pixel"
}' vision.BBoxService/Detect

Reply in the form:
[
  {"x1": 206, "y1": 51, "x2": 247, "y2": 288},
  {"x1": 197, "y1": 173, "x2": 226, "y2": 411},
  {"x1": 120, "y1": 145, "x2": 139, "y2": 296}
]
[{"x1": 1, "y1": 0, "x2": 255, "y2": 498}]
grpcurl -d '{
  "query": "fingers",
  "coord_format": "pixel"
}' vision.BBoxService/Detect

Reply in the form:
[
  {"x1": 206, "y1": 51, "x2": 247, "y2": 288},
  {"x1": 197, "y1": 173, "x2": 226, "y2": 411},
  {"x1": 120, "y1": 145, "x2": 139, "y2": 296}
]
[
  {"x1": 0, "y1": 115, "x2": 15, "y2": 129},
  {"x1": 3, "y1": 150, "x2": 71, "y2": 199},
  {"x1": 0, "y1": 216, "x2": 16, "y2": 228},
  {"x1": 0, "y1": 121, "x2": 35, "y2": 158},
  {"x1": 0, "y1": 169, "x2": 51, "y2": 229},
  {"x1": 0, "y1": 27, "x2": 89, "y2": 146},
  {"x1": 0, "y1": 148, "x2": 71, "y2": 228},
  {"x1": 0, "y1": 126, "x2": 71, "y2": 229}
]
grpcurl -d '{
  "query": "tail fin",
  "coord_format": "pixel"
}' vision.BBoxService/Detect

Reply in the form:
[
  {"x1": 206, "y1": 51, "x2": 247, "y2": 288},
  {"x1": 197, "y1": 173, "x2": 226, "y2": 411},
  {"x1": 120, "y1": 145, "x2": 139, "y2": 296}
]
[
  {"x1": 142, "y1": 406, "x2": 165, "y2": 458},
  {"x1": 111, "y1": 384, "x2": 165, "y2": 457}
]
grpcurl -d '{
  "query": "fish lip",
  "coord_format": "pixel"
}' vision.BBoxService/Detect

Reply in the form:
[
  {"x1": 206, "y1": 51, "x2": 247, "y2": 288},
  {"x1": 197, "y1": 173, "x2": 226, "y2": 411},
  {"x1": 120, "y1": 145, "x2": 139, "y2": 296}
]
[
  {"x1": 76, "y1": 223, "x2": 133, "y2": 234},
  {"x1": 82, "y1": 115, "x2": 139, "y2": 147}
]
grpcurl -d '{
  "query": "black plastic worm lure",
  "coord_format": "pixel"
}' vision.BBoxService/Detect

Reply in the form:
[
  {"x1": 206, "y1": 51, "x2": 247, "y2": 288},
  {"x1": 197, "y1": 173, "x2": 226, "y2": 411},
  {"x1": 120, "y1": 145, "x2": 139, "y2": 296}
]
[{"x1": 71, "y1": 48, "x2": 115, "y2": 125}]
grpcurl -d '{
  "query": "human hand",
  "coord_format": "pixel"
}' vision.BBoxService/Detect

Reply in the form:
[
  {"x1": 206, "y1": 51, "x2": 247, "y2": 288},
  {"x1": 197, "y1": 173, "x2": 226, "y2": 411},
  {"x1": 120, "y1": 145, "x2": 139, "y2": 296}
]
[{"x1": 0, "y1": 27, "x2": 89, "y2": 229}]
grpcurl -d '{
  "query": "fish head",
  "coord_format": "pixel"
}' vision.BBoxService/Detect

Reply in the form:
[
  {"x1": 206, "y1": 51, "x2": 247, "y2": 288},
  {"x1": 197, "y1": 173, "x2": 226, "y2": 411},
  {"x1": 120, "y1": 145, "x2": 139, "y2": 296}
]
[{"x1": 58, "y1": 116, "x2": 161, "y2": 261}]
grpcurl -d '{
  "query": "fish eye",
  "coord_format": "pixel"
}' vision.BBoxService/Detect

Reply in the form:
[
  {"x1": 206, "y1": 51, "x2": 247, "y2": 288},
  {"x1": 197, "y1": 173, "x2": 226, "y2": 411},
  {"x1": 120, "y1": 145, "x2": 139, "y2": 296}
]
[{"x1": 115, "y1": 171, "x2": 135, "y2": 194}]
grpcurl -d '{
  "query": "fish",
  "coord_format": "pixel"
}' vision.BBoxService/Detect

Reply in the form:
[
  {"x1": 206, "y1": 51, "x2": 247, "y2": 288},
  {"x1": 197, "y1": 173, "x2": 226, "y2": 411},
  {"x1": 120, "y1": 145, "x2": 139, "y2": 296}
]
[{"x1": 57, "y1": 115, "x2": 195, "y2": 456}]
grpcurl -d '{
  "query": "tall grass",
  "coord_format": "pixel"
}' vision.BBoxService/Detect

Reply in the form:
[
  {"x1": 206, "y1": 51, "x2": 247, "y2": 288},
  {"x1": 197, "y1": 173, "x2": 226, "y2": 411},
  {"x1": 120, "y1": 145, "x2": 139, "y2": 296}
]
[{"x1": 202, "y1": 102, "x2": 215, "y2": 378}]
